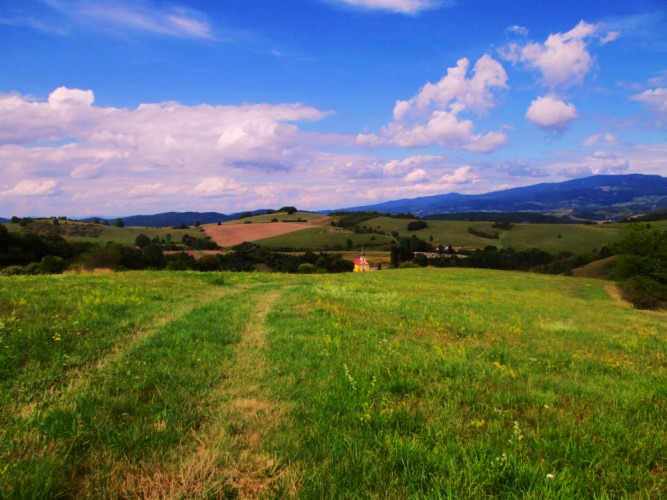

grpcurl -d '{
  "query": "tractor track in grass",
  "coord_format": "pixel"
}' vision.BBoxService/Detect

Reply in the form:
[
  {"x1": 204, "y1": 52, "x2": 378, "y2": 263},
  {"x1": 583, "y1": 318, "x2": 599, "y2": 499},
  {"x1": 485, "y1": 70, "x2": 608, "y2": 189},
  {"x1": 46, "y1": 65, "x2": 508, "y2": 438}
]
[
  {"x1": 5, "y1": 285, "x2": 237, "y2": 422},
  {"x1": 119, "y1": 287, "x2": 290, "y2": 499}
]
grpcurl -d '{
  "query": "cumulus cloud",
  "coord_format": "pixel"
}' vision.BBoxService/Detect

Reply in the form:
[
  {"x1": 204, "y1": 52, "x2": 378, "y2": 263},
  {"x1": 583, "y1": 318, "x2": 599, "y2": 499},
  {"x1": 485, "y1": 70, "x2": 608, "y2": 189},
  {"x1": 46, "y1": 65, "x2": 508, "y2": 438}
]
[
  {"x1": 526, "y1": 95, "x2": 578, "y2": 132},
  {"x1": 360, "y1": 55, "x2": 509, "y2": 152},
  {"x1": 404, "y1": 168, "x2": 428, "y2": 182},
  {"x1": 631, "y1": 87, "x2": 667, "y2": 121},
  {"x1": 2, "y1": 179, "x2": 60, "y2": 197},
  {"x1": 0, "y1": 87, "x2": 340, "y2": 215},
  {"x1": 0, "y1": 88, "x2": 331, "y2": 170},
  {"x1": 439, "y1": 165, "x2": 476, "y2": 184},
  {"x1": 393, "y1": 55, "x2": 508, "y2": 119},
  {"x1": 330, "y1": 0, "x2": 442, "y2": 14},
  {"x1": 500, "y1": 20, "x2": 609, "y2": 88}
]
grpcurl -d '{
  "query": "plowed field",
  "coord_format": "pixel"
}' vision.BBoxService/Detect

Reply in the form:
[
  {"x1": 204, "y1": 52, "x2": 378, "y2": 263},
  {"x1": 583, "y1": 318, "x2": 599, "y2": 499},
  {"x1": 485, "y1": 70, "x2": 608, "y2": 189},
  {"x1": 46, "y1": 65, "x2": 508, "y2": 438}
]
[{"x1": 203, "y1": 222, "x2": 312, "y2": 247}]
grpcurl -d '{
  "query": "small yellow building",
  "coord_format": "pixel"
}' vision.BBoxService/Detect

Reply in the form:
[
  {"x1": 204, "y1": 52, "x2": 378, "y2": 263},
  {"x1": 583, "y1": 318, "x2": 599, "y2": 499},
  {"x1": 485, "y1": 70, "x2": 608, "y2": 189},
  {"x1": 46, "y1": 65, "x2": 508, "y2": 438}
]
[{"x1": 353, "y1": 248, "x2": 370, "y2": 272}]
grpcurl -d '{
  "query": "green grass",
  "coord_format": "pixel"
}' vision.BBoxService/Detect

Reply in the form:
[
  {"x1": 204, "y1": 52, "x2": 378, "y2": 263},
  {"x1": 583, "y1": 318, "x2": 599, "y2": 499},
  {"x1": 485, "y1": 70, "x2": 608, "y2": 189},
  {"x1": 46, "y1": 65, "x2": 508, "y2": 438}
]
[
  {"x1": 255, "y1": 226, "x2": 395, "y2": 250},
  {"x1": 222, "y1": 211, "x2": 325, "y2": 224},
  {"x1": 1, "y1": 270, "x2": 665, "y2": 497}
]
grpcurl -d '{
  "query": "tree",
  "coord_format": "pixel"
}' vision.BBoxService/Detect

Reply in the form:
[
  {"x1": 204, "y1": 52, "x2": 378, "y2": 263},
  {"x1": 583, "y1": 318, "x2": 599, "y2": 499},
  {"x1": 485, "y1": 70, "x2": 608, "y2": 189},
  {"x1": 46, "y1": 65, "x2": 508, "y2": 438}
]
[
  {"x1": 10, "y1": 216, "x2": 20, "y2": 224},
  {"x1": 93, "y1": 217, "x2": 100, "y2": 224},
  {"x1": 279, "y1": 206, "x2": 297, "y2": 215},
  {"x1": 194, "y1": 220, "x2": 201, "y2": 228},
  {"x1": 135, "y1": 233, "x2": 151, "y2": 249},
  {"x1": 615, "y1": 223, "x2": 667, "y2": 284},
  {"x1": 115, "y1": 218, "x2": 125, "y2": 228}
]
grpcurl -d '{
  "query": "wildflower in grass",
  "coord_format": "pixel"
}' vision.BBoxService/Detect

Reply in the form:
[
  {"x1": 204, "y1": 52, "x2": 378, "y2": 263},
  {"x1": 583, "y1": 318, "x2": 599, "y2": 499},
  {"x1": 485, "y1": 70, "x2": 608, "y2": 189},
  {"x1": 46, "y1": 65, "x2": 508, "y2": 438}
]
[
  {"x1": 343, "y1": 363, "x2": 356, "y2": 390},
  {"x1": 509, "y1": 421, "x2": 524, "y2": 443},
  {"x1": 546, "y1": 473, "x2": 555, "y2": 479}
]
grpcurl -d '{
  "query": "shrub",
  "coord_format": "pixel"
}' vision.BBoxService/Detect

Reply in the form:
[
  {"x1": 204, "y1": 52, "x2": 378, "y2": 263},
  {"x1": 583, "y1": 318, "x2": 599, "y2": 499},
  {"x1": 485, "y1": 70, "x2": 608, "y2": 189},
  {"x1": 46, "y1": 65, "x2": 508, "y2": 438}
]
[
  {"x1": 38, "y1": 255, "x2": 68, "y2": 274},
  {"x1": 298, "y1": 263, "x2": 317, "y2": 274},
  {"x1": 0, "y1": 265, "x2": 25, "y2": 276},
  {"x1": 407, "y1": 220, "x2": 428, "y2": 231},
  {"x1": 620, "y1": 276, "x2": 667, "y2": 310}
]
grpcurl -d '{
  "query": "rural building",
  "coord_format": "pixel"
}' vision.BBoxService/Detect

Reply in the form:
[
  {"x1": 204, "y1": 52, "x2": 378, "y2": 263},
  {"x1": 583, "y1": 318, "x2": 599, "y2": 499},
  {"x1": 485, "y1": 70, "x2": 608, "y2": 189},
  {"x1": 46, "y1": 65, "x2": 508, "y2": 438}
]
[{"x1": 353, "y1": 248, "x2": 370, "y2": 272}]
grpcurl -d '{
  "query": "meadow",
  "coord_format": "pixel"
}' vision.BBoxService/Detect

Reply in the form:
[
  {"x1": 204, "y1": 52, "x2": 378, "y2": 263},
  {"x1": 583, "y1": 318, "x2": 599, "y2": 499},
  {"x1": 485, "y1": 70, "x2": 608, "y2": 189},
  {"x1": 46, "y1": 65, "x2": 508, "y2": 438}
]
[{"x1": 0, "y1": 269, "x2": 665, "y2": 498}]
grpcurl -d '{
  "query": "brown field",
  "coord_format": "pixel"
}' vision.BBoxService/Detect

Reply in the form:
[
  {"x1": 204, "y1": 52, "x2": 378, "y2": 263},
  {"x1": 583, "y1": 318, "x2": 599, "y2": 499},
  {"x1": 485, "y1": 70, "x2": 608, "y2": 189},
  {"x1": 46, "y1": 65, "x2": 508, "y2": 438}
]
[{"x1": 203, "y1": 222, "x2": 316, "y2": 248}]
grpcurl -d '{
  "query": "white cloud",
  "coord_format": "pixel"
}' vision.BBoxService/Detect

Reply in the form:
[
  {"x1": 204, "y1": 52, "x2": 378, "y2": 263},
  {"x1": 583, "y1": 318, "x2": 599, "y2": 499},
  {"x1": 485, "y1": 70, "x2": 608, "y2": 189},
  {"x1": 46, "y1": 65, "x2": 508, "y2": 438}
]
[
  {"x1": 362, "y1": 55, "x2": 509, "y2": 152},
  {"x1": 631, "y1": 87, "x2": 667, "y2": 121},
  {"x1": 192, "y1": 177, "x2": 246, "y2": 198},
  {"x1": 393, "y1": 55, "x2": 508, "y2": 119},
  {"x1": 44, "y1": 0, "x2": 216, "y2": 39},
  {"x1": 500, "y1": 20, "x2": 601, "y2": 88},
  {"x1": 0, "y1": 88, "x2": 332, "y2": 170},
  {"x1": 439, "y1": 165, "x2": 476, "y2": 184},
  {"x1": 600, "y1": 31, "x2": 620, "y2": 45},
  {"x1": 2, "y1": 179, "x2": 60, "y2": 197},
  {"x1": 583, "y1": 132, "x2": 618, "y2": 147},
  {"x1": 526, "y1": 95, "x2": 578, "y2": 132},
  {"x1": 330, "y1": 0, "x2": 441, "y2": 14},
  {"x1": 404, "y1": 168, "x2": 427, "y2": 182},
  {"x1": 506, "y1": 25, "x2": 528, "y2": 36},
  {"x1": 382, "y1": 155, "x2": 441, "y2": 177}
]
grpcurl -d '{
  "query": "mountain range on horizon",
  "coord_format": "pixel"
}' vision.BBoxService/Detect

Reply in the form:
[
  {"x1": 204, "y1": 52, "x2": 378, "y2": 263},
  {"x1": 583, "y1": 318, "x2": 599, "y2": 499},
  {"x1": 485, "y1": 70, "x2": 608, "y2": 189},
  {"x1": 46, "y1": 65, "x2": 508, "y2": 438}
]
[{"x1": 3, "y1": 174, "x2": 666, "y2": 227}]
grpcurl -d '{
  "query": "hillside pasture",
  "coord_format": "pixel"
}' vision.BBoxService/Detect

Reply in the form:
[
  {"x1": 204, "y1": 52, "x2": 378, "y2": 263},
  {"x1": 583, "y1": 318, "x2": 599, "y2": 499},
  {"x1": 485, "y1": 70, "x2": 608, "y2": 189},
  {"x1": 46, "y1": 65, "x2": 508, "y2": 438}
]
[{"x1": 1, "y1": 269, "x2": 665, "y2": 497}]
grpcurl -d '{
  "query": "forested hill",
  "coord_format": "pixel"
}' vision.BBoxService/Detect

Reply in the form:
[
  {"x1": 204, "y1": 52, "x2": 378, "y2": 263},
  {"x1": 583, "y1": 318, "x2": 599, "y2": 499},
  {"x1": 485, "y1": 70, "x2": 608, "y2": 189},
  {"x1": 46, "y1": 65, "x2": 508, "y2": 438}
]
[{"x1": 80, "y1": 212, "x2": 236, "y2": 227}]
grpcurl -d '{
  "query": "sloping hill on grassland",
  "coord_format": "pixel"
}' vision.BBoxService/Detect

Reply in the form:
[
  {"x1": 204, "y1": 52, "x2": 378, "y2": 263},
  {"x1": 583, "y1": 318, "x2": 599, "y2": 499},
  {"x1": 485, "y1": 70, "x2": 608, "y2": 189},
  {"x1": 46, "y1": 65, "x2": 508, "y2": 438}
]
[{"x1": 571, "y1": 256, "x2": 617, "y2": 280}]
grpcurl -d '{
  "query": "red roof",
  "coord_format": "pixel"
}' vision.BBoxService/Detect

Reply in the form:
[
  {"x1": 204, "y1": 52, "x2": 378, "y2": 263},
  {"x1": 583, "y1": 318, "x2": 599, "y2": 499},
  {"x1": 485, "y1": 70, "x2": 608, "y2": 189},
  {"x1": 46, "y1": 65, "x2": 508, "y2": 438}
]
[{"x1": 354, "y1": 258, "x2": 367, "y2": 265}]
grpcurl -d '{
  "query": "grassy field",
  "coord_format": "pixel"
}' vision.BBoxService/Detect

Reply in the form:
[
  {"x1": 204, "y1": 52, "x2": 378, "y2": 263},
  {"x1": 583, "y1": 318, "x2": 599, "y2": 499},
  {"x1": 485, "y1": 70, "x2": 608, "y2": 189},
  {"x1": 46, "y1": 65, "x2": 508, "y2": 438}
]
[
  {"x1": 255, "y1": 226, "x2": 395, "y2": 250},
  {"x1": 1, "y1": 269, "x2": 665, "y2": 497},
  {"x1": 221, "y1": 212, "x2": 326, "y2": 225}
]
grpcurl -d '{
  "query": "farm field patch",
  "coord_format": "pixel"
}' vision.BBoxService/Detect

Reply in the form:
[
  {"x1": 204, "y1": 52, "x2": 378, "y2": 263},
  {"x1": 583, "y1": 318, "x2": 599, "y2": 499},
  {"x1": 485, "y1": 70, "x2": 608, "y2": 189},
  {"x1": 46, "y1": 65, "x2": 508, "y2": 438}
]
[
  {"x1": 1, "y1": 270, "x2": 665, "y2": 497},
  {"x1": 204, "y1": 222, "x2": 321, "y2": 248}
]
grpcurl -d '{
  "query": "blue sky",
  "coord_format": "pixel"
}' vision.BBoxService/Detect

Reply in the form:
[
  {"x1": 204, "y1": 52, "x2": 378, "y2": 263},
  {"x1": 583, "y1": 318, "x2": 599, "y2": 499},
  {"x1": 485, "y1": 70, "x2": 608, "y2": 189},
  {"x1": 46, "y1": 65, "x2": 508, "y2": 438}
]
[{"x1": 1, "y1": 0, "x2": 666, "y2": 217}]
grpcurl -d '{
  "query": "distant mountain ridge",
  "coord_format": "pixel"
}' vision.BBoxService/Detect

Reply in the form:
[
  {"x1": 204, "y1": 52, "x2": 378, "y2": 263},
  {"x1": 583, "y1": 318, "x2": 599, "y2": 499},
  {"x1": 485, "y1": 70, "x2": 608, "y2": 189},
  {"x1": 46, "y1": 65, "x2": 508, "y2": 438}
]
[
  {"x1": 329, "y1": 174, "x2": 667, "y2": 219},
  {"x1": 7, "y1": 174, "x2": 662, "y2": 226},
  {"x1": 80, "y1": 212, "x2": 237, "y2": 228}
]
